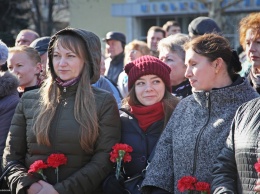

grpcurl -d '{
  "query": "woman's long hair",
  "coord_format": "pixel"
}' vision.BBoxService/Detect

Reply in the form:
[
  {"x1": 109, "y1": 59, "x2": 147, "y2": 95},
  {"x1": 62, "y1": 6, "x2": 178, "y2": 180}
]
[
  {"x1": 33, "y1": 34, "x2": 98, "y2": 153},
  {"x1": 122, "y1": 86, "x2": 179, "y2": 128}
]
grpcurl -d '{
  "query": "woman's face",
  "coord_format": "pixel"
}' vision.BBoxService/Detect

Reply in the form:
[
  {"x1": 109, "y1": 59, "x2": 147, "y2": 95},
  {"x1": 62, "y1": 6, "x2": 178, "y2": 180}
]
[
  {"x1": 125, "y1": 49, "x2": 143, "y2": 64},
  {"x1": 245, "y1": 28, "x2": 260, "y2": 69},
  {"x1": 159, "y1": 49, "x2": 187, "y2": 86},
  {"x1": 52, "y1": 44, "x2": 84, "y2": 81},
  {"x1": 135, "y1": 74, "x2": 165, "y2": 106},
  {"x1": 185, "y1": 48, "x2": 216, "y2": 91},
  {"x1": 7, "y1": 52, "x2": 40, "y2": 90}
]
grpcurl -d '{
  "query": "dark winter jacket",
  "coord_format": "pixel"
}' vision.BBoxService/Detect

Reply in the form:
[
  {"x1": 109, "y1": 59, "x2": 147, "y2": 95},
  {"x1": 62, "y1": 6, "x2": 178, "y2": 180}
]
[
  {"x1": 102, "y1": 109, "x2": 165, "y2": 194},
  {"x1": 142, "y1": 76, "x2": 259, "y2": 193},
  {"x1": 0, "y1": 71, "x2": 19, "y2": 160},
  {"x1": 120, "y1": 109, "x2": 164, "y2": 178},
  {"x1": 2, "y1": 28, "x2": 121, "y2": 194},
  {"x1": 105, "y1": 52, "x2": 124, "y2": 85},
  {"x1": 171, "y1": 79, "x2": 192, "y2": 99},
  {"x1": 211, "y1": 97, "x2": 260, "y2": 194}
]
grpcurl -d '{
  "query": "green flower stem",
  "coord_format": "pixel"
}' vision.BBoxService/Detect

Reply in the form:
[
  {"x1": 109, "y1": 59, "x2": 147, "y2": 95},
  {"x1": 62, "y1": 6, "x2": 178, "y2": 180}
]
[
  {"x1": 38, "y1": 169, "x2": 47, "y2": 181},
  {"x1": 115, "y1": 150, "x2": 125, "y2": 180},
  {"x1": 55, "y1": 167, "x2": 59, "y2": 183}
]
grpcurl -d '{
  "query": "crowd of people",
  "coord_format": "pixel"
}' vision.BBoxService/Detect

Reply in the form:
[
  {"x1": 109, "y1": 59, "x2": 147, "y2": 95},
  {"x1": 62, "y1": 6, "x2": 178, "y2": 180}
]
[{"x1": 0, "y1": 12, "x2": 259, "y2": 194}]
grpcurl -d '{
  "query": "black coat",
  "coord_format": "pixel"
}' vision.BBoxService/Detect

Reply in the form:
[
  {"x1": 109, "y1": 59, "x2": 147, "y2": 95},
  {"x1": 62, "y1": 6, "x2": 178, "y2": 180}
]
[
  {"x1": 120, "y1": 109, "x2": 164, "y2": 177},
  {"x1": 102, "y1": 109, "x2": 164, "y2": 194},
  {"x1": 211, "y1": 97, "x2": 260, "y2": 194}
]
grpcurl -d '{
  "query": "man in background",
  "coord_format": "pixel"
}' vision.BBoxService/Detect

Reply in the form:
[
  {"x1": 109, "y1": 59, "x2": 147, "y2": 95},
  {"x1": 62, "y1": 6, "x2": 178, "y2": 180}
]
[
  {"x1": 15, "y1": 29, "x2": 39, "y2": 46},
  {"x1": 162, "y1": 20, "x2": 181, "y2": 37},
  {"x1": 103, "y1": 31, "x2": 126, "y2": 85},
  {"x1": 30, "y1": 36, "x2": 51, "y2": 80},
  {"x1": 146, "y1": 26, "x2": 165, "y2": 58},
  {"x1": 188, "y1": 16, "x2": 221, "y2": 39}
]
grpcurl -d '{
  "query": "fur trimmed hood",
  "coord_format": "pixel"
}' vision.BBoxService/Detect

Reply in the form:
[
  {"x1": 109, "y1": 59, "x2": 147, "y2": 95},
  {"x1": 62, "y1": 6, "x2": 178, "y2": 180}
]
[{"x1": 0, "y1": 71, "x2": 19, "y2": 98}]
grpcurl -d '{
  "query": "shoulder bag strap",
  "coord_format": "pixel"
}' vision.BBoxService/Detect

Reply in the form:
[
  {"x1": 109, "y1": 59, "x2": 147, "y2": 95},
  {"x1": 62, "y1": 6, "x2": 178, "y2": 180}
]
[{"x1": 0, "y1": 161, "x2": 22, "y2": 183}]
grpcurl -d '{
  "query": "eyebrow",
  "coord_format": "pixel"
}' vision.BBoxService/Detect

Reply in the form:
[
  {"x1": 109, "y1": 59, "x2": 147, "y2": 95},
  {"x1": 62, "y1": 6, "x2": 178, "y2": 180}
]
[{"x1": 137, "y1": 75, "x2": 160, "y2": 80}]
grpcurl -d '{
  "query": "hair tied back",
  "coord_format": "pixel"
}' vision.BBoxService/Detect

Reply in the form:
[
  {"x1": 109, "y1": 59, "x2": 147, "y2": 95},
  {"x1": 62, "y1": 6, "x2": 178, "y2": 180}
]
[{"x1": 231, "y1": 49, "x2": 242, "y2": 73}]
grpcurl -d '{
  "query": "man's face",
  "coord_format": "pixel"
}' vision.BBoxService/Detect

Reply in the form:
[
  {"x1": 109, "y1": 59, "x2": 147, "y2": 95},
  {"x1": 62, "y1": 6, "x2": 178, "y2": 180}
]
[
  {"x1": 166, "y1": 26, "x2": 181, "y2": 36},
  {"x1": 15, "y1": 32, "x2": 37, "y2": 46},
  {"x1": 105, "y1": 39, "x2": 124, "y2": 59},
  {"x1": 147, "y1": 31, "x2": 164, "y2": 52}
]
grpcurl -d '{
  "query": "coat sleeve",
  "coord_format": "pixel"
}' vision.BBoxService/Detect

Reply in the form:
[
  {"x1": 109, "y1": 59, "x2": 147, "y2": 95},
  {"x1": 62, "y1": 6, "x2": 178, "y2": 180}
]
[
  {"x1": 211, "y1": 121, "x2": 238, "y2": 194},
  {"x1": 141, "y1": 116, "x2": 174, "y2": 193},
  {"x1": 54, "y1": 92, "x2": 121, "y2": 194},
  {"x1": 2, "y1": 95, "x2": 41, "y2": 194}
]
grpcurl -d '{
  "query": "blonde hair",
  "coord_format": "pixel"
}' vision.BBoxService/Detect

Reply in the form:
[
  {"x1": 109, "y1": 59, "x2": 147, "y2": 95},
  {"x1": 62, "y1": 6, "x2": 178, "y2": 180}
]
[
  {"x1": 8, "y1": 45, "x2": 41, "y2": 64},
  {"x1": 124, "y1": 39, "x2": 150, "y2": 65},
  {"x1": 33, "y1": 34, "x2": 99, "y2": 153}
]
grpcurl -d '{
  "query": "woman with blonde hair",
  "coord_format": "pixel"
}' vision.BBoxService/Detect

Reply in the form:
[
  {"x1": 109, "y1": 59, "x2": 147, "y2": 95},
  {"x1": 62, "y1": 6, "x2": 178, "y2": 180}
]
[
  {"x1": 118, "y1": 39, "x2": 150, "y2": 98},
  {"x1": 7, "y1": 45, "x2": 42, "y2": 96},
  {"x1": 2, "y1": 28, "x2": 121, "y2": 194}
]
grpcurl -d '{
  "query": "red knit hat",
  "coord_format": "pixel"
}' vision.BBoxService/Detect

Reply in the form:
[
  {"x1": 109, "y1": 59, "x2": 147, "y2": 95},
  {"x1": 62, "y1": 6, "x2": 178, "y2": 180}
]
[{"x1": 124, "y1": 55, "x2": 171, "y2": 92}]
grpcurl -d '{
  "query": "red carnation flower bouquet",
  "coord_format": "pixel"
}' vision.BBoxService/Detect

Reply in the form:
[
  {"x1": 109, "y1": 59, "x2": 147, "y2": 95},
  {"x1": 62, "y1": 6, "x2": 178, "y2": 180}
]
[
  {"x1": 177, "y1": 176, "x2": 210, "y2": 194},
  {"x1": 110, "y1": 143, "x2": 133, "y2": 180},
  {"x1": 28, "y1": 153, "x2": 67, "y2": 183}
]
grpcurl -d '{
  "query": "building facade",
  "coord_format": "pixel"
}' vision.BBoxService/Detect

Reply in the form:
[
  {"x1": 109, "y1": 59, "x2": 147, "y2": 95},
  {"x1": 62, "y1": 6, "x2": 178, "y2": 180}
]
[{"x1": 69, "y1": 0, "x2": 260, "y2": 49}]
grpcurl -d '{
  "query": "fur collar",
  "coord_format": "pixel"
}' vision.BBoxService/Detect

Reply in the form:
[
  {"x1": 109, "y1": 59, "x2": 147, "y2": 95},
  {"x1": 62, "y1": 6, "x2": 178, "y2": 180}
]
[{"x1": 0, "y1": 71, "x2": 19, "y2": 98}]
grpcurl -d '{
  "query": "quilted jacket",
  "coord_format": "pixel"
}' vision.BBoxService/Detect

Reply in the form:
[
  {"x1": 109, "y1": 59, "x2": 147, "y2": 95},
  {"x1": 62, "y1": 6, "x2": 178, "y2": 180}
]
[{"x1": 211, "y1": 97, "x2": 260, "y2": 194}]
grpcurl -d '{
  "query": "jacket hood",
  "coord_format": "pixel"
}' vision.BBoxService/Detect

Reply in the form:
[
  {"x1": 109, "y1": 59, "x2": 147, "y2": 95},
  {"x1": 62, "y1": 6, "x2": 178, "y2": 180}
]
[
  {"x1": 0, "y1": 71, "x2": 19, "y2": 98},
  {"x1": 48, "y1": 27, "x2": 101, "y2": 83}
]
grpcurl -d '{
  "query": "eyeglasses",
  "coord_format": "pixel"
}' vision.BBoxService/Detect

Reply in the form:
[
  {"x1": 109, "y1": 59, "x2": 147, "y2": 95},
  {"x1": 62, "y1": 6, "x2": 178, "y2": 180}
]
[{"x1": 128, "y1": 50, "x2": 139, "y2": 55}]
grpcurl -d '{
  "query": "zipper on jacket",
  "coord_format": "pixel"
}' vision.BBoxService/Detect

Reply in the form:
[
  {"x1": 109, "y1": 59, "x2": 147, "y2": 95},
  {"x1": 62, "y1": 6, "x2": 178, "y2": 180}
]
[
  {"x1": 63, "y1": 87, "x2": 67, "y2": 106},
  {"x1": 192, "y1": 92, "x2": 211, "y2": 176},
  {"x1": 205, "y1": 92, "x2": 209, "y2": 108}
]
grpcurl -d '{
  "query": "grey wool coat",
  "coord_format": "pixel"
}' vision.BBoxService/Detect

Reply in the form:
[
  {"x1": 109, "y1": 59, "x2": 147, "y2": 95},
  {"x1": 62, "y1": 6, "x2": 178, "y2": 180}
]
[{"x1": 142, "y1": 77, "x2": 259, "y2": 193}]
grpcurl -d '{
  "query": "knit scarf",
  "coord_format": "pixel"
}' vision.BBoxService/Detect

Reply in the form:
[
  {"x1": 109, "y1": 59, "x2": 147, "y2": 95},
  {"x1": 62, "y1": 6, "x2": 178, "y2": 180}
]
[
  {"x1": 131, "y1": 102, "x2": 164, "y2": 131},
  {"x1": 55, "y1": 76, "x2": 81, "y2": 87}
]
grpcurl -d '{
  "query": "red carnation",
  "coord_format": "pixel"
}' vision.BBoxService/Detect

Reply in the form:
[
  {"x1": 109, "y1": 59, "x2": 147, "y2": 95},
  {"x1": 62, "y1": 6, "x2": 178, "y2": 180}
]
[
  {"x1": 195, "y1": 182, "x2": 210, "y2": 194},
  {"x1": 47, "y1": 153, "x2": 67, "y2": 168},
  {"x1": 255, "y1": 159, "x2": 260, "y2": 172},
  {"x1": 110, "y1": 143, "x2": 133, "y2": 180},
  {"x1": 123, "y1": 153, "x2": 132, "y2": 162},
  {"x1": 110, "y1": 143, "x2": 133, "y2": 163},
  {"x1": 47, "y1": 153, "x2": 67, "y2": 183},
  {"x1": 28, "y1": 160, "x2": 48, "y2": 173},
  {"x1": 28, "y1": 160, "x2": 48, "y2": 180},
  {"x1": 177, "y1": 176, "x2": 197, "y2": 192}
]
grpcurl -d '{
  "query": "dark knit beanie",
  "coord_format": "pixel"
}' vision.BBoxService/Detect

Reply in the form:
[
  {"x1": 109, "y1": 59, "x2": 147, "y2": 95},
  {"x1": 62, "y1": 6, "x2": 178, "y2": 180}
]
[{"x1": 124, "y1": 55, "x2": 171, "y2": 92}]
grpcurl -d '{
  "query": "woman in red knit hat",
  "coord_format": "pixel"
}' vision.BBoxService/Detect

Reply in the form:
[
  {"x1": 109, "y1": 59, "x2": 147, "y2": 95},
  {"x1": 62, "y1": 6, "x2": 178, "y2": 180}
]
[{"x1": 103, "y1": 55, "x2": 179, "y2": 194}]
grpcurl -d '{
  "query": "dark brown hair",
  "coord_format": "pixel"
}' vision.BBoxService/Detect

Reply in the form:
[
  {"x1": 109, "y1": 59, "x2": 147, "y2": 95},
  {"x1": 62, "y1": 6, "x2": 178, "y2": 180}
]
[
  {"x1": 147, "y1": 26, "x2": 166, "y2": 38},
  {"x1": 122, "y1": 86, "x2": 179, "y2": 128},
  {"x1": 184, "y1": 33, "x2": 241, "y2": 79},
  {"x1": 162, "y1": 20, "x2": 181, "y2": 32}
]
